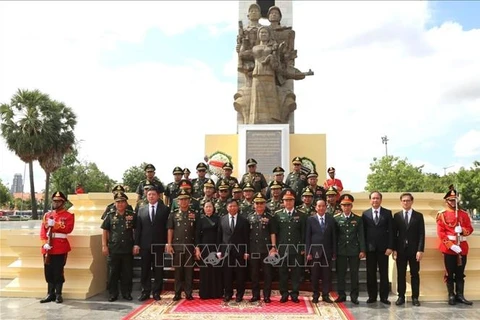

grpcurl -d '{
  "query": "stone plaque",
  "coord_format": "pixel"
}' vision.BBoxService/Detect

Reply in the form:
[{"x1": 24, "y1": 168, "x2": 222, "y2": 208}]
[{"x1": 246, "y1": 130, "x2": 282, "y2": 179}]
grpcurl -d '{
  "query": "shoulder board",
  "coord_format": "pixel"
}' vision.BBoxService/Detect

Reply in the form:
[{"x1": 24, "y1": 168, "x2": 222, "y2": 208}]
[
  {"x1": 274, "y1": 209, "x2": 284, "y2": 215},
  {"x1": 334, "y1": 213, "x2": 342, "y2": 218},
  {"x1": 436, "y1": 209, "x2": 446, "y2": 221},
  {"x1": 297, "y1": 208, "x2": 306, "y2": 214},
  {"x1": 125, "y1": 209, "x2": 135, "y2": 214}
]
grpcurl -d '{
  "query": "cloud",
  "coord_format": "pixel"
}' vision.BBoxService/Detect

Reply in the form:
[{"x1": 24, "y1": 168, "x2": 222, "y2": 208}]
[{"x1": 454, "y1": 130, "x2": 480, "y2": 158}]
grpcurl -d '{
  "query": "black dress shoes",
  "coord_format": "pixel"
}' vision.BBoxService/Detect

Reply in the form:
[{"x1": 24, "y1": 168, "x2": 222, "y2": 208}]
[
  {"x1": 366, "y1": 298, "x2": 377, "y2": 303},
  {"x1": 186, "y1": 294, "x2": 194, "y2": 301},
  {"x1": 380, "y1": 299, "x2": 391, "y2": 305},
  {"x1": 323, "y1": 295, "x2": 333, "y2": 303},
  {"x1": 335, "y1": 296, "x2": 346, "y2": 303},
  {"x1": 123, "y1": 294, "x2": 133, "y2": 301},
  {"x1": 280, "y1": 295, "x2": 289, "y2": 303},
  {"x1": 412, "y1": 298, "x2": 421, "y2": 306},
  {"x1": 138, "y1": 293, "x2": 150, "y2": 301},
  {"x1": 108, "y1": 295, "x2": 118, "y2": 302},
  {"x1": 249, "y1": 296, "x2": 259, "y2": 303},
  {"x1": 395, "y1": 297, "x2": 405, "y2": 306},
  {"x1": 235, "y1": 296, "x2": 243, "y2": 303},
  {"x1": 153, "y1": 293, "x2": 161, "y2": 301},
  {"x1": 291, "y1": 296, "x2": 300, "y2": 303},
  {"x1": 351, "y1": 297, "x2": 359, "y2": 305},
  {"x1": 40, "y1": 294, "x2": 56, "y2": 303},
  {"x1": 264, "y1": 297, "x2": 271, "y2": 303},
  {"x1": 312, "y1": 297, "x2": 319, "y2": 304},
  {"x1": 55, "y1": 295, "x2": 63, "y2": 303},
  {"x1": 223, "y1": 295, "x2": 232, "y2": 302},
  {"x1": 173, "y1": 294, "x2": 182, "y2": 301}
]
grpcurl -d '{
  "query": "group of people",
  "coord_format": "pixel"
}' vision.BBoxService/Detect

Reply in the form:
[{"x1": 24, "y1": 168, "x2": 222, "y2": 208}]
[{"x1": 38, "y1": 158, "x2": 474, "y2": 308}]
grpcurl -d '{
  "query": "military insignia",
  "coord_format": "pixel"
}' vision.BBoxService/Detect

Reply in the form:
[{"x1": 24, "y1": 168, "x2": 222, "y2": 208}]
[{"x1": 351, "y1": 220, "x2": 357, "y2": 225}]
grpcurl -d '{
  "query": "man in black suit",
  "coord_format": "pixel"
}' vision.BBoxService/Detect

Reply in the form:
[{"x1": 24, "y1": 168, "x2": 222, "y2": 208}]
[
  {"x1": 362, "y1": 191, "x2": 394, "y2": 304},
  {"x1": 133, "y1": 186, "x2": 170, "y2": 301},
  {"x1": 392, "y1": 192, "x2": 425, "y2": 307},
  {"x1": 217, "y1": 199, "x2": 250, "y2": 302},
  {"x1": 306, "y1": 199, "x2": 336, "y2": 303}
]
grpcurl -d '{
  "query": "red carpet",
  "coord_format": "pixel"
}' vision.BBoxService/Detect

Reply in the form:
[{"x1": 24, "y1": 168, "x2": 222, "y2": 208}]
[{"x1": 123, "y1": 291, "x2": 354, "y2": 320}]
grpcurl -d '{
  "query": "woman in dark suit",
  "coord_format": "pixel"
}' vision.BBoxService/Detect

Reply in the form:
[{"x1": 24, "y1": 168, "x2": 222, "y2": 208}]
[{"x1": 195, "y1": 201, "x2": 223, "y2": 299}]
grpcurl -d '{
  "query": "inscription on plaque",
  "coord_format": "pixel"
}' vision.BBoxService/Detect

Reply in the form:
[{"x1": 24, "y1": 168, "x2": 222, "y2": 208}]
[{"x1": 246, "y1": 130, "x2": 282, "y2": 179}]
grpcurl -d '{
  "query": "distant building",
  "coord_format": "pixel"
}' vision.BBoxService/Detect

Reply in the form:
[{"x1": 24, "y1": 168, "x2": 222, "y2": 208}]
[{"x1": 10, "y1": 174, "x2": 23, "y2": 194}]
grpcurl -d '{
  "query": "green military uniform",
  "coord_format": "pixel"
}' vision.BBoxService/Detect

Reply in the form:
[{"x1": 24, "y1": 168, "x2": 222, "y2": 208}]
[
  {"x1": 240, "y1": 199, "x2": 254, "y2": 217},
  {"x1": 199, "y1": 196, "x2": 216, "y2": 214},
  {"x1": 296, "y1": 203, "x2": 315, "y2": 216},
  {"x1": 214, "y1": 198, "x2": 229, "y2": 216},
  {"x1": 191, "y1": 162, "x2": 209, "y2": 198},
  {"x1": 165, "y1": 167, "x2": 184, "y2": 205},
  {"x1": 216, "y1": 176, "x2": 239, "y2": 191},
  {"x1": 266, "y1": 180, "x2": 284, "y2": 213},
  {"x1": 285, "y1": 157, "x2": 307, "y2": 205},
  {"x1": 334, "y1": 194, "x2": 366, "y2": 303},
  {"x1": 170, "y1": 196, "x2": 200, "y2": 213},
  {"x1": 240, "y1": 158, "x2": 268, "y2": 193},
  {"x1": 274, "y1": 189, "x2": 307, "y2": 301},
  {"x1": 136, "y1": 178, "x2": 165, "y2": 200},
  {"x1": 327, "y1": 203, "x2": 342, "y2": 216},
  {"x1": 102, "y1": 202, "x2": 134, "y2": 220},
  {"x1": 100, "y1": 194, "x2": 136, "y2": 300}
]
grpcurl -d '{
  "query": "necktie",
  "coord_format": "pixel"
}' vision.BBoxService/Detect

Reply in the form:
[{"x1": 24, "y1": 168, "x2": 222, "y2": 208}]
[
  {"x1": 320, "y1": 216, "x2": 325, "y2": 230},
  {"x1": 150, "y1": 206, "x2": 155, "y2": 222},
  {"x1": 230, "y1": 216, "x2": 235, "y2": 232},
  {"x1": 404, "y1": 211, "x2": 409, "y2": 225},
  {"x1": 374, "y1": 210, "x2": 379, "y2": 225}
]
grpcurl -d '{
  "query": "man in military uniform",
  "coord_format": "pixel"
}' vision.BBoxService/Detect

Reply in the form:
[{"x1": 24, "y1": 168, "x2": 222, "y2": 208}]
[
  {"x1": 306, "y1": 172, "x2": 326, "y2": 202},
  {"x1": 164, "y1": 167, "x2": 184, "y2": 207},
  {"x1": 135, "y1": 164, "x2": 165, "y2": 203},
  {"x1": 166, "y1": 189, "x2": 199, "y2": 301},
  {"x1": 215, "y1": 162, "x2": 238, "y2": 193},
  {"x1": 266, "y1": 166, "x2": 288, "y2": 199},
  {"x1": 240, "y1": 158, "x2": 268, "y2": 194},
  {"x1": 39, "y1": 192, "x2": 75, "y2": 304},
  {"x1": 326, "y1": 186, "x2": 342, "y2": 216},
  {"x1": 192, "y1": 162, "x2": 208, "y2": 198},
  {"x1": 247, "y1": 193, "x2": 277, "y2": 303},
  {"x1": 323, "y1": 167, "x2": 343, "y2": 201},
  {"x1": 134, "y1": 181, "x2": 153, "y2": 213},
  {"x1": 232, "y1": 183, "x2": 243, "y2": 201},
  {"x1": 437, "y1": 187, "x2": 474, "y2": 305},
  {"x1": 170, "y1": 179, "x2": 200, "y2": 213},
  {"x1": 198, "y1": 179, "x2": 217, "y2": 214},
  {"x1": 240, "y1": 182, "x2": 255, "y2": 217},
  {"x1": 266, "y1": 180, "x2": 283, "y2": 213},
  {"x1": 334, "y1": 194, "x2": 365, "y2": 304},
  {"x1": 102, "y1": 185, "x2": 134, "y2": 220},
  {"x1": 101, "y1": 193, "x2": 136, "y2": 302},
  {"x1": 274, "y1": 189, "x2": 307, "y2": 303},
  {"x1": 183, "y1": 168, "x2": 191, "y2": 180},
  {"x1": 296, "y1": 187, "x2": 316, "y2": 216},
  {"x1": 215, "y1": 180, "x2": 230, "y2": 216},
  {"x1": 285, "y1": 157, "x2": 307, "y2": 205}
]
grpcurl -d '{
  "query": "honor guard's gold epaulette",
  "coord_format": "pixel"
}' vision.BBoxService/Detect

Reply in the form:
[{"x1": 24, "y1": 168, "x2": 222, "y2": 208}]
[{"x1": 436, "y1": 209, "x2": 446, "y2": 221}]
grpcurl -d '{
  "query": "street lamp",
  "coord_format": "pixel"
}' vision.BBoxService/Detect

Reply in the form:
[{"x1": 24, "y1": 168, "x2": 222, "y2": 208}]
[
  {"x1": 381, "y1": 135, "x2": 389, "y2": 156},
  {"x1": 443, "y1": 165, "x2": 454, "y2": 176}
]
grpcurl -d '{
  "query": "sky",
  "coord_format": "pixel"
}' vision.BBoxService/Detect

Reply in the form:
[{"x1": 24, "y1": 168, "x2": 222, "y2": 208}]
[{"x1": 1, "y1": 1, "x2": 479, "y2": 193}]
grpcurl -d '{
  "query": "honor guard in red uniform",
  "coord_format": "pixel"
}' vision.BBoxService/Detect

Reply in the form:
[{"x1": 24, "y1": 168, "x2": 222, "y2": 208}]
[
  {"x1": 436, "y1": 187, "x2": 474, "y2": 305},
  {"x1": 39, "y1": 191, "x2": 75, "y2": 303}
]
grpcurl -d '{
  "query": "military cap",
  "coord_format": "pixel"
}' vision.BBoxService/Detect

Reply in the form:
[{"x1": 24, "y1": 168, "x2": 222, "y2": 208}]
[
  {"x1": 270, "y1": 180, "x2": 283, "y2": 189},
  {"x1": 444, "y1": 188, "x2": 458, "y2": 200},
  {"x1": 292, "y1": 157, "x2": 302, "y2": 165},
  {"x1": 272, "y1": 166, "x2": 285, "y2": 175},
  {"x1": 246, "y1": 158, "x2": 257, "y2": 166},
  {"x1": 114, "y1": 192, "x2": 128, "y2": 202},
  {"x1": 111, "y1": 185, "x2": 125, "y2": 193},
  {"x1": 145, "y1": 164, "x2": 156, "y2": 171},
  {"x1": 52, "y1": 191, "x2": 67, "y2": 201},
  {"x1": 183, "y1": 168, "x2": 191, "y2": 174},
  {"x1": 204, "y1": 178, "x2": 215, "y2": 188},
  {"x1": 218, "y1": 180, "x2": 230, "y2": 190},
  {"x1": 177, "y1": 188, "x2": 191, "y2": 200},
  {"x1": 222, "y1": 162, "x2": 233, "y2": 170},
  {"x1": 327, "y1": 167, "x2": 335, "y2": 173},
  {"x1": 143, "y1": 180, "x2": 152, "y2": 189},
  {"x1": 179, "y1": 179, "x2": 193, "y2": 189},
  {"x1": 172, "y1": 166, "x2": 183, "y2": 174},
  {"x1": 307, "y1": 171, "x2": 318, "y2": 179},
  {"x1": 301, "y1": 187, "x2": 314, "y2": 197},
  {"x1": 281, "y1": 189, "x2": 296, "y2": 200},
  {"x1": 196, "y1": 162, "x2": 208, "y2": 170},
  {"x1": 232, "y1": 183, "x2": 242, "y2": 193},
  {"x1": 253, "y1": 192, "x2": 267, "y2": 203},
  {"x1": 243, "y1": 182, "x2": 255, "y2": 191},
  {"x1": 339, "y1": 194, "x2": 354, "y2": 205},
  {"x1": 325, "y1": 186, "x2": 338, "y2": 195}
]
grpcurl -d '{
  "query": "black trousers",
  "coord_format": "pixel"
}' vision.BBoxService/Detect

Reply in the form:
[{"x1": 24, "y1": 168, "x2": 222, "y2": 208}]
[
  {"x1": 396, "y1": 251, "x2": 420, "y2": 298},
  {"x1": 444, "y1": 254, "x2": 467, "y2": 286},
  {"x1": 139, "y1": 250, "x2": 164, "y2": 295},
  {"x1": 109, "y1": 253, "x2": 133, "y2": 296},
  {"x1": 249, "y1": 253, "x2": 272, "y2": 298},
  {"x1": 223, "y1": 253, "x2": 247, "y2": 298},
  {"x1": 366, "y1": 251, "x2": 390, "y2": 300},
  {"x1": 44, "y1": 254, "x2": 67, "y2": 285},
  {"x1": 310, "y1": 255, "x2": 331, "y2": 296}
]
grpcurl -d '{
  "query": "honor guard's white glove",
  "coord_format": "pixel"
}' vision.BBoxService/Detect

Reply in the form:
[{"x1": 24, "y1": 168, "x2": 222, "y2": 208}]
[
  {"x1": 43, "y1": 243, "x2": 53, "y2": 251},
  {"x1": 454, "y1": 226, "x2": 462, "y2": 234},
  {"x1": 450, "y1": 244, "x2": 462, "y2": 254},
  {"x1": 47, "y1": 218, "x2": 55, "y2": 227}
]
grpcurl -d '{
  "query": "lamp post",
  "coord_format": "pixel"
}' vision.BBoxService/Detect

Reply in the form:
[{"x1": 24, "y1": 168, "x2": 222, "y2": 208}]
[
  {"x1": 381, "y1": 135, "x2": 389, "y2": 156},
  {"x1": 443, "y1": 165, "x2": 454, "y2": 176}
]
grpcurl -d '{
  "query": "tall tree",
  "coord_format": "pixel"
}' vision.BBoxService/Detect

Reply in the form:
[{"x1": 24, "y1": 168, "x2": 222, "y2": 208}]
[
  {"x1": 455, "y1": 161, "x2": 480, "y2": 213},
  {"x1": 0, "y1": 179, "x2": 12, "y2": 208},
  {"x1": 1, "y1": 89, "x2": 52, "y2": 219},
  {"x1": 122, "y1": 162, "x2": 148, "y2": 192}
]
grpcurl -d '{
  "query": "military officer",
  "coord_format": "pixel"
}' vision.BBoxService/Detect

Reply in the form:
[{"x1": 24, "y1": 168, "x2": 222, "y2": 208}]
[
  {"x1": 240, "y1": 158, "x2": 268, "y2": 194},
  {"x1": 437, "y1": 187, "x2": 474, "y2": 305},
  {"x1": 334, "y1": 194, "x2": 366, "y2": 304},
  {"x1": 199, "y1": 178, "x2": 217, "y2": 213},
  {"x1": 192, "y1": 162, "x2": 208, "y2": 198},
  {"x1": 215, "y1": 162, "x2": 239, "y2": 193},
  {"x1": 165, "y1": 166, "x2": 184, "y2": 207},
  {"x1": 274, "y1": 189, "x2": 307, "y2": 303},
  {"x1": 101, "y1": 193, "x2": 136, "y2": 301},
  {"x1": 326, "y1": 186, "x2": 342, "y2": 216},
  {"x1": 240, "y1": 182, "x2": 255, "y2": 217},
  {"x1": 266, "y1": 180, "x2": 283, "y2": 213},
  {"x1": 266, "y1": 166, "x2": 288, "y2": 199},
  {"x1": 248, "y1": 193, "x2": 277, "y2": 303},
  {"x1": 183, "y1": 168, "x2": 191, "y2": 180},
  {"x1": 285, "y1": 157, "x2": 307, "y2": 205},
  {"x1": 323, "y1": 167, "x2": 344, "y2": 201},
  {"x1": 166, "y1": 189, "x2": 199, "y2": 301},
  {"x1": 135, "y1": 164, "x2": 165, "y2": 202},
  {"x1": 134, "y1": 181, "x2": 153, "y2": 213},
  {"x1": 306, "y1": 172, "x2": 326, "y2": 202},
  {"x1": 215, "y1": 180, "x2": 230, "y2": 216},
  {"x1": 102, "y1": 185, "x2": 134, "y2": 220},
  {"x1": 232, "y1": 183, "x2": 243, "y2": 201},
  {"x1": 170, "y1": 179, "x2": 200, "y2": 213},
  {"x1": 39, "y1": 192, "x2": 75, "y2": 304},
  {"x1": 296, "y1": 187, "x2": 316, "y2": 216}
]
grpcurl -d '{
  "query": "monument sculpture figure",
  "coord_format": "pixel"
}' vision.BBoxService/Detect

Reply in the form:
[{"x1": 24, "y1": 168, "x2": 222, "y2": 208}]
[{"x1": 234, "y1": 5, "x2": 313, "y2": 126}]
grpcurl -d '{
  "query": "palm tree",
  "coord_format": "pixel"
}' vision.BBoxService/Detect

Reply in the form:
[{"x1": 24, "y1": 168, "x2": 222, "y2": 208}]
[{"x1": 38, "y1": 100, "x2": 77, "y2": 213}]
